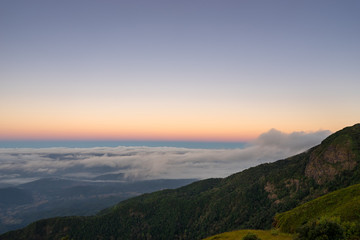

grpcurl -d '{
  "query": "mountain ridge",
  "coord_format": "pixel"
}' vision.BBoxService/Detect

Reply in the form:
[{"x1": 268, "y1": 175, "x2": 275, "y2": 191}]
[{"x1": 1, "y1": 124, "x2": 360, "y2": 240}]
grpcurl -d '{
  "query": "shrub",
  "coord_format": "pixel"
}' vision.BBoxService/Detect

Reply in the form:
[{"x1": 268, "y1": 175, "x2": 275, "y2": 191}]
[
  {"x1": 270, "y1": 228, "x2": 279, "y2": 236},
  {"x1": 242, "y1": 232, "x2": 261, "y2": 240},
  {"x1": 342, "y1": 221, "x2": 360, "y2": 240},
  {"x1": 296, "y1": 217, "x2": 344, "y2": 240}
]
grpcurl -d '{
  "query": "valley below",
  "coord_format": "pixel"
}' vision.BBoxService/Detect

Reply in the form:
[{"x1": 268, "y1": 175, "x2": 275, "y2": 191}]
[{"x1": 0, "y1": 177, "x2": 196, "y2": 234}]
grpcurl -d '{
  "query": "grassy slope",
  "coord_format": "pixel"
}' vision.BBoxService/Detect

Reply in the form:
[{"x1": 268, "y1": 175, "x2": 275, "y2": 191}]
[
  {"x1": 274, "y1": 183, "x2": 360, "y2": 233},
  {"x1": 203, "y1": 229, "x2": 293, "y2": 240},
  {"x1": 205, "y1": 183, "x2": 360, "y2": 240}
]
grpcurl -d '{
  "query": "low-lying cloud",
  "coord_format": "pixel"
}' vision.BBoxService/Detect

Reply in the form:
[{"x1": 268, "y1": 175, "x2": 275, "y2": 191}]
[{"x1": 0, "y1": 129, "x2": 331, "y2": 184}]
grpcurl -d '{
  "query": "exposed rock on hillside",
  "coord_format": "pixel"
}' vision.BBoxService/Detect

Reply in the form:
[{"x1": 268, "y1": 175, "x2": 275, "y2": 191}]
[{"x1": 305, "y1": 124, "x2": 360, "y2": 184}]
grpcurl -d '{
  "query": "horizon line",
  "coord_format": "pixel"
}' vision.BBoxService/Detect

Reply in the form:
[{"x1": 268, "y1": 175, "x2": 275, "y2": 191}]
[{"x1": 0, "y1": 138, "x2": 249, "y2": 143}]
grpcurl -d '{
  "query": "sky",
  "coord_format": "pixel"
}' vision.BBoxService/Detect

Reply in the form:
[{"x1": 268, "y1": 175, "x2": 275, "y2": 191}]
[{"x1": 1, "y1": 0, "x2": 360, "y2": 141}]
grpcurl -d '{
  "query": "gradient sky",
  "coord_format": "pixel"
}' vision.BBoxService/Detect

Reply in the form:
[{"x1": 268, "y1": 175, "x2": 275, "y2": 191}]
[{"x1": 1, "y1": 0, "x2": 359, "y2": 141}]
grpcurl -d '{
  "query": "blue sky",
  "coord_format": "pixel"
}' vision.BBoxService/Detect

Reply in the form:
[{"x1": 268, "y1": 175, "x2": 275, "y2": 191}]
[{"x1": 1, "y1": 0, "x2": 359, "y2": 140}]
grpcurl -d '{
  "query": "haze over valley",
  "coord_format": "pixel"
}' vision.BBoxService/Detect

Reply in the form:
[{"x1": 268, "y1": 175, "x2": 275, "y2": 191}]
[{"x1": 0, "y1": 129, "x2": 330, "y2": 186}]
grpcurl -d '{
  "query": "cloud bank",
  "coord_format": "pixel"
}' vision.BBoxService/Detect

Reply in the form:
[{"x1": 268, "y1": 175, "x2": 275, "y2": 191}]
[{"x1": 0, "y1": 129, "x2": 331, "y2": 184}]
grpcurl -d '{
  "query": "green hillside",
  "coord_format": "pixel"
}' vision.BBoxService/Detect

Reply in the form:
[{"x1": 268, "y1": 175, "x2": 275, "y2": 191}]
[
  {"x1": 1, "y1": 124, "x2": 360, "y2": 240},
  {"x1": 274, "y1": 183, "x2": 360, "y2": 233},
  {"x1": 203, "y1": 229, "x2": 293, "y2": 240}
]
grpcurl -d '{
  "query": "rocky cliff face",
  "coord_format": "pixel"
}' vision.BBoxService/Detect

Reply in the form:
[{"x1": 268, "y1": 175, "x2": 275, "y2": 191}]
[{"x1": 305, "y1": 124, "x2": 360, "y2": 184}]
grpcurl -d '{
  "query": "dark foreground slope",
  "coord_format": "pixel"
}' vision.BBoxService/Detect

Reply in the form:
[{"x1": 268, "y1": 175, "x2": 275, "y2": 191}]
[{"x1": 2, "y1": 124, "x2": 360, "y2": 240}]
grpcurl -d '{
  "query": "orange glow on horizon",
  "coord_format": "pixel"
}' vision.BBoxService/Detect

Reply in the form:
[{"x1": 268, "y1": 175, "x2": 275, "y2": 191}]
[
  {"x1": 0, "y1": 98, "x2": 350, "y2": 142},
  {"x1": 0, "y1": 127, "x2": 257, "y2": 142},
  {"x1": 0, "y1": 105, "x2": 260, "y2": 141},
  {"x1": 0, "y1": 115, "x2": 257, "y2": 141}
]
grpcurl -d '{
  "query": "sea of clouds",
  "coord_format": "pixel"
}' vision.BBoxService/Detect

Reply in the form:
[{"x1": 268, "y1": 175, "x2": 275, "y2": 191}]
[{"x1": 0, "y1": 129, "x2": 331, "y2": 185}]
